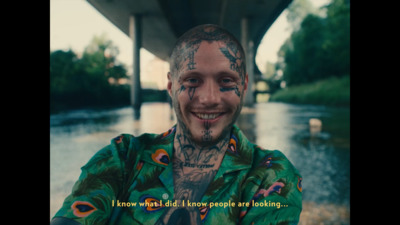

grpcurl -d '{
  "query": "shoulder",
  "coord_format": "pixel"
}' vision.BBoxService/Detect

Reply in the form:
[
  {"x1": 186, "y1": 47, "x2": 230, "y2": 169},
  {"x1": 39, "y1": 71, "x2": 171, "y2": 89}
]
[
  {"x1": 251, "y1": 146, "x2": 301, "y2": 182},
  {"x1": 249, "y1": 146, "x2": 302, "y2": 204},
  {"x1": 84, "y1": 126, "x2": 176, "y2": 171},
  {"x1": 232, "y1": 125, "x2": 300, "y2": 178},
  {"x1": 240, "y1": 146, "x2": 303, "y2": 225},
  {"x1": 82, "y1": 133, "x2": 156, "y2": 171},
  {"x1": 253, "y1": 147, "x2": 300, "y2": 174}
]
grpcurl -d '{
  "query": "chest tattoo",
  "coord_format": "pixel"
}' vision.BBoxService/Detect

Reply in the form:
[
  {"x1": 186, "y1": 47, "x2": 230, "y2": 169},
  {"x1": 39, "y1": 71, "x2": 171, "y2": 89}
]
[{"x1": 155, "y1": 132, "x2": 229, "y2": 225}]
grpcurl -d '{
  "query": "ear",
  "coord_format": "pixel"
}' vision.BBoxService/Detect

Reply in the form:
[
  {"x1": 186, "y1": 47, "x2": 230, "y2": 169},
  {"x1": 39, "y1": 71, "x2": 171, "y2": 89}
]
[
  {"x1": 242, "y1": 72, "x2": 248, "y2": 96},
  {"x1": 167, "y1": 72, "x2": 173, "y2": 97}
]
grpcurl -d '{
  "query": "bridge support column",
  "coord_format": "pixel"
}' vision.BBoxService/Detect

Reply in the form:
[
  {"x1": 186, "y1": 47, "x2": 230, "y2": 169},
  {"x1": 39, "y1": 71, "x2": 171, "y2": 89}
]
[
  {"x1": 129, "y1": 14, "x2": 142, "y2": 120},
  {"x1": 241, "y1": 17, "x2": 254, "y2": 106}
]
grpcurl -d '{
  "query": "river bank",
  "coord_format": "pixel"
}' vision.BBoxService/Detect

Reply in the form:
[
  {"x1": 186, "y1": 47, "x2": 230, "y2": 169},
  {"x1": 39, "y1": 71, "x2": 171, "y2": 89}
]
[{"x1": 269, "y1": 76, "x2": 350, "y2": 107}]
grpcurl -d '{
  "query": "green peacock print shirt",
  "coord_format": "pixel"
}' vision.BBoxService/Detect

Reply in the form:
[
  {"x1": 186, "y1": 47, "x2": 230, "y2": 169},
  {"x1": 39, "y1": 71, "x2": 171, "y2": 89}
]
[{"x1": 52, "y1": 124, "x2": 302, "y2": 225}]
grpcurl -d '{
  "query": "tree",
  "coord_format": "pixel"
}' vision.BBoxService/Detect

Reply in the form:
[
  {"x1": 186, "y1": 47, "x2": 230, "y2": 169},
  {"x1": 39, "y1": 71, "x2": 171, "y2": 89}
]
[
  {"x1": 321, "y1": 0, "x2": 350, "y2": 77},
  {"x1": 277, "y1": 0, "x2": 350, "y2": 86},
  {"x1": 81, "y1": 33, "x2": 128, "y2": 83},
  {"x1": 286, "y1": 0, "x2": 318, "y2": 32},
  {"x1": 284, "y1": 14, "x2": 327, "y2": 85},
  {"x1": 50, "y1": 34, "x2": 130, "y2": 113},
  {"x1": 50, "y1": 49, "x2": 79, "y2": 94}
]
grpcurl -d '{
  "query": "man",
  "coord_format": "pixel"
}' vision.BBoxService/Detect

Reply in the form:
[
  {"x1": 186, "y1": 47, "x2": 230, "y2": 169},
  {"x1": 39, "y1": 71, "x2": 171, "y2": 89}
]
[{"x1": 51, "y1": 24, "x2": 302, "y2": 225}]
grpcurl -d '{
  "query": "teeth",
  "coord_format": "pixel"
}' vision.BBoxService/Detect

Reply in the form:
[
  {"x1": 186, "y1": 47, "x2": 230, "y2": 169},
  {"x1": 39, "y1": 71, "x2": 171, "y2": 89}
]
[{"x1": 195, "y1": 113, "x2": 221, "y2": 120}]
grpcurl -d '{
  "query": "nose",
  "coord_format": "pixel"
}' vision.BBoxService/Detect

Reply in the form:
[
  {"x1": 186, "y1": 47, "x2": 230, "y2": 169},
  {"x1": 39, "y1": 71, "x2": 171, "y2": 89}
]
[{"x1": 198, "y1": 80, "x2": 221, "y2": 107}]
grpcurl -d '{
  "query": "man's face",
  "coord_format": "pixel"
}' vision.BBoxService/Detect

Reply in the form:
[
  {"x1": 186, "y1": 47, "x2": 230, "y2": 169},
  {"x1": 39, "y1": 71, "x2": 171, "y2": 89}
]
[{"x1": 168, "y1": 41, "x2": 248, "y2": 146}]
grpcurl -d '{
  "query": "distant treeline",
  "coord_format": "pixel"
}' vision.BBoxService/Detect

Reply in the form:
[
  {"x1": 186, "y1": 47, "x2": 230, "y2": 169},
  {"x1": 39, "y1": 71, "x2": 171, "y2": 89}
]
[{"x1": 50, "y1": 35, "x2": 168, "y2": 114}]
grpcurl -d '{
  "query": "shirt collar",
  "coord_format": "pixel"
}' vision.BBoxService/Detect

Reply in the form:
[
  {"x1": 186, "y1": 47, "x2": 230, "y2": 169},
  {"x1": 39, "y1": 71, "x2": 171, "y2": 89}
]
[
  {"x1": 140, "y1": 125, "x2": 176, "y2": 168},
  {"x1": 215, "y1": 124, "x2": 254, "y2": 177}
]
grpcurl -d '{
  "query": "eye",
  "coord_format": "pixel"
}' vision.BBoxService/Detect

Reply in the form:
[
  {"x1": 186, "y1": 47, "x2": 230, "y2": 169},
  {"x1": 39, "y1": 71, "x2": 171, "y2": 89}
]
[
  {"x1": 221, "y1": 78, "x2": 233, "y2": 83},
  {"x1": 188, "y1": 78, "x2": 199, "y2": 84},
  {"x1": 183, "y1": 77, "x2": 201, "y2": 87},
  {"x1": 219, "y1": 77, "x2": 235, "y2": 86}
]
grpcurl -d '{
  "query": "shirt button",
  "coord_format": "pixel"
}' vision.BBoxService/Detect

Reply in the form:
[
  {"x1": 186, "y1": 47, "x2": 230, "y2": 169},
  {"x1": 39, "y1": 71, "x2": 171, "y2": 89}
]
[{"x1": 162, "y1": 193, "x2": 169, "y2": 199}]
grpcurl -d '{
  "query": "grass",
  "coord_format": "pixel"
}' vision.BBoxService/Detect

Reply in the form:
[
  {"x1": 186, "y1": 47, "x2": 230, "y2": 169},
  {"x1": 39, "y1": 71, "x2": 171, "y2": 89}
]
[{"x1": 269, "y1": 76, "x2": 350, "y2": 107}]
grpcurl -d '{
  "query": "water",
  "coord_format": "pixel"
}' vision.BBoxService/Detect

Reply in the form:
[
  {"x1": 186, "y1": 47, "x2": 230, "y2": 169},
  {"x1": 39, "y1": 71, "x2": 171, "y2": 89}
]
[
  {"x1": 50, "y1": 102, "x2": 350, "y2": 224},
  {"x1": 239, "y1": 103, "x2": 350, "y2": 224}
]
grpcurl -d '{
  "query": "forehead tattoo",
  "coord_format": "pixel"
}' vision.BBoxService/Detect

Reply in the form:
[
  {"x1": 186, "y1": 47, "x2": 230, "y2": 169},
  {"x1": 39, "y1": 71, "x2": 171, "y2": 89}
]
[{"x1": 170, "y1": 25, "x2": 246, "y2": 85}]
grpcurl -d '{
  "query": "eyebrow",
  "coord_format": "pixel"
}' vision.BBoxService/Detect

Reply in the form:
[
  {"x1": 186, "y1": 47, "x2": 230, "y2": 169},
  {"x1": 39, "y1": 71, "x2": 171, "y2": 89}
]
[
  {"x1": 180, "y1": 69, "x2": 239, "y2": 78},
  {"x1": 179, "y1": 71, "x2": 202, "y2": 79}
]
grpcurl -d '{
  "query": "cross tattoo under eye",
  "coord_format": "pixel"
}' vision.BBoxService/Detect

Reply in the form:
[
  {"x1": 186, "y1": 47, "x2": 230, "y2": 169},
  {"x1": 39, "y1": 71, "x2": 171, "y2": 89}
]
[{"x1": 188, "y1": 87, "x2": 196, "y2": 100}]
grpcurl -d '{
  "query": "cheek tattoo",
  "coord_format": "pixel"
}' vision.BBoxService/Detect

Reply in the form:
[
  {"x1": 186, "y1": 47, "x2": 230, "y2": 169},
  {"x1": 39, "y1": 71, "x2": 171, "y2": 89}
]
[
  {"x1": 176, "y1": 78, "x2": 197, "y2": 100},
  {"x1": 220, "y1": 86, "x2": 241, "y2": 97}
]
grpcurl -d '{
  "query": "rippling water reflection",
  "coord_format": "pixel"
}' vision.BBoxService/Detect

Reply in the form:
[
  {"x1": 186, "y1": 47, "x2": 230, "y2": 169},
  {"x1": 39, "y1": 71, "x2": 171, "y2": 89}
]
[{"x1": 50, "y1": 102, "x2": 350, "y2": 224}]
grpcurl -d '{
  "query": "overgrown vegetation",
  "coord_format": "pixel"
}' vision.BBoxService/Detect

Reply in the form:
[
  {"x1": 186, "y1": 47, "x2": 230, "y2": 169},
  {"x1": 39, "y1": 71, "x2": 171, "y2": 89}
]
[
  {"x1": 279, "y1": 0, "x2": 349, "y2": 85},
  {"x1": 270, "y1": 75, "x2": 349, "y2": 106},
  {"x1": 266, "y1": 0, "x2": 350, "y2": 105}
]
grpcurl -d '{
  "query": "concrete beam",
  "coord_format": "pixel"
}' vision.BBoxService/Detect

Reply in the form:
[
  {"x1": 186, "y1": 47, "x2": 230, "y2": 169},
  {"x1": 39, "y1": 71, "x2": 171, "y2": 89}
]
[
  {"x1": 129, "y1": 14, "x2": 142, "y2": 119},
  {"x1": 241, "y1": 17, "x2": 254, "y2": 106}
]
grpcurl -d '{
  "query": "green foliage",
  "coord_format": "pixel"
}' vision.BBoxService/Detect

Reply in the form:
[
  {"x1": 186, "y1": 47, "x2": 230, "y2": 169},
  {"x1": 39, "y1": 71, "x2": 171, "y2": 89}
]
[
  {"x1": 286, "y1": 0, "x2": 319, "y2": 32},
  {"x1": 278, "y1": 0, "x2": 350, "y2": 86},
  {"x1": 270, "y1": 75, "x2": 350, "y2": 106},
  {"x1": 50, "y1": 35, "x2": 130, "y2": 113}
]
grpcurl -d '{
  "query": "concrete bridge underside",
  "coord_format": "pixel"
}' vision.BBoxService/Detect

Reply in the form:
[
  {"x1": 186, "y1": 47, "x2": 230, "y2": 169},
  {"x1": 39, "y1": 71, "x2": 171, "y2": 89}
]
[{"x1": 87, "y1": 0, "x2": 292, "y2": 118}]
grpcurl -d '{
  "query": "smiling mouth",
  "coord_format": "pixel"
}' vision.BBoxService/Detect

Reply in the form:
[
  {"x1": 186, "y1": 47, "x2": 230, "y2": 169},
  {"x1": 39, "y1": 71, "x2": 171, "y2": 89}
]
[{"x1": 193, "y1": 112, "x2": 224, "y2": 120}]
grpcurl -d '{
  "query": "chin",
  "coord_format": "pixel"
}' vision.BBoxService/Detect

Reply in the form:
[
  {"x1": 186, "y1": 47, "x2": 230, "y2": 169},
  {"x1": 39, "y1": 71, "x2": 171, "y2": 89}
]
[{"x1": 189, "y1": 121, "x2": 233, "y2": 147}]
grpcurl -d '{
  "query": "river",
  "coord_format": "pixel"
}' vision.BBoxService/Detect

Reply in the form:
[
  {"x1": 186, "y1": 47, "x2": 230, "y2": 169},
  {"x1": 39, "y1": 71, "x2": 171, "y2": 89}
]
[{"x1": 50, "y1": 102, "x2": 350, "y2": 224}]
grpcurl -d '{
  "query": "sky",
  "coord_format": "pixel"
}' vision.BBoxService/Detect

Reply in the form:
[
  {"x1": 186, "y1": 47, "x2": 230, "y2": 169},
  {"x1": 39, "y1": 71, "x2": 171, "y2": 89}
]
[{"x1": 50, "y1": 0, "x2": 330, "y2": 80}]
